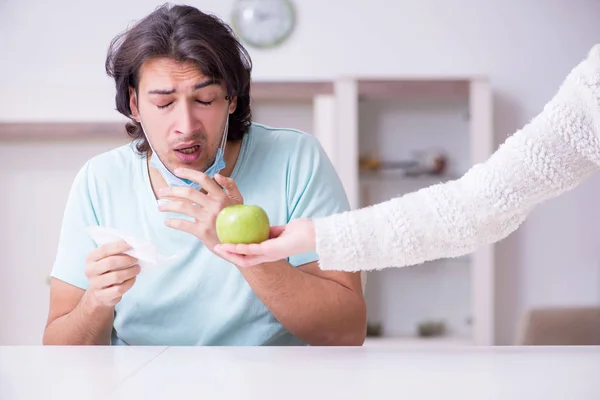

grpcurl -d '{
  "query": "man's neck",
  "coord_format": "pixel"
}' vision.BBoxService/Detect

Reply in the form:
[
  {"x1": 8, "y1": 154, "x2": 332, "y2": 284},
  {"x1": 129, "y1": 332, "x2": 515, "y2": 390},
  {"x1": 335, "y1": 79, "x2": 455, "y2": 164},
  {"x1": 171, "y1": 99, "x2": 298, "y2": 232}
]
[{"x1": 147, "y1": 139, "x2": 243, "y2": 197}]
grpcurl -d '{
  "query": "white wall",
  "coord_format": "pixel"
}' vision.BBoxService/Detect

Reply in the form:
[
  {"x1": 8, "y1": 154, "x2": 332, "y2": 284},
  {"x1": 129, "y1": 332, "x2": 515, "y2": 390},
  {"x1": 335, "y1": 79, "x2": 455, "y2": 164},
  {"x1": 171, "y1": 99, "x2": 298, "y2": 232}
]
[
  {"x1": 0, "y1": 139, "x2": 128, "y2": 345},
  {"x1": 2, "y1": 0, "x2": 600, "y2": 344}
]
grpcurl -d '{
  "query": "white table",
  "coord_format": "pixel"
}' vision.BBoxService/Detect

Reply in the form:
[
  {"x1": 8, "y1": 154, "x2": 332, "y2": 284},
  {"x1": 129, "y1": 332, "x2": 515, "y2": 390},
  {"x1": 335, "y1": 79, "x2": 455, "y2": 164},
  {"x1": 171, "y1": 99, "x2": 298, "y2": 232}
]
[
  {"x1": 2, "y1": 346, "x2": 599, "y2": 399},
  {"x1": 0, "y1": 346, "x2": 167, "y2": 400}
]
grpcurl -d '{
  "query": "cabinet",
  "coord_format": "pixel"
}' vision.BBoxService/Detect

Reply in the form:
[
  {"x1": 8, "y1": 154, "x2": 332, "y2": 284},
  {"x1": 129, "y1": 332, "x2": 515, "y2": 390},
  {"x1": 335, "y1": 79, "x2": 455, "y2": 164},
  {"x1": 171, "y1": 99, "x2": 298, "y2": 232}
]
[{"x1": 252, "y1": 77, "x2": 495, "y2": 346}]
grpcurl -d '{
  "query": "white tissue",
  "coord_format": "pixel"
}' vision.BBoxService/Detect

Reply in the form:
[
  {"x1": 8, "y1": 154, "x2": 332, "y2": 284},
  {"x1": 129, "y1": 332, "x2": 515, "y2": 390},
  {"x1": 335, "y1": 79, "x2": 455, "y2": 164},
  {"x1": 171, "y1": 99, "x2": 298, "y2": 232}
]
[{"x1": 85, "y1": 225, "x2": 176, "y2": 269}]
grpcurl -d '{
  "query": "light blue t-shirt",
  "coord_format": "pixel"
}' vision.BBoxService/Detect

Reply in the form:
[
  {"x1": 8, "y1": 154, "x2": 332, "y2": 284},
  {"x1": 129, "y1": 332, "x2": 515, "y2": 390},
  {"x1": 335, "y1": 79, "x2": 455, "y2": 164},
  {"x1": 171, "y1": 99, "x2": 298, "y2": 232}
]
[{"x1": 50, "y1": 123, "x2": 350, "y2": 346}]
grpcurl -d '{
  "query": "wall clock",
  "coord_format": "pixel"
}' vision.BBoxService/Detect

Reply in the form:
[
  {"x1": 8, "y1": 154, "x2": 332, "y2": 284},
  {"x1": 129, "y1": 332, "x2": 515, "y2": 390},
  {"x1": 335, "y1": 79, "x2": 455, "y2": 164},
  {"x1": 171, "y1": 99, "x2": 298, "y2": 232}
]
[{"x1": 231, "y1": 0, "x2": 296, "y2": 49}]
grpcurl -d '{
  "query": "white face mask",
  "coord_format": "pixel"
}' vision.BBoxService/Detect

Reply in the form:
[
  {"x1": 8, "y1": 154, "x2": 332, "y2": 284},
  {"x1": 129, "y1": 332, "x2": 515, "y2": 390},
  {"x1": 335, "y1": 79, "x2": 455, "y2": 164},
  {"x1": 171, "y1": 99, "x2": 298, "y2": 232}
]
[{"x1": 134, "y1": 92, "x2": 230, "y2": 191}]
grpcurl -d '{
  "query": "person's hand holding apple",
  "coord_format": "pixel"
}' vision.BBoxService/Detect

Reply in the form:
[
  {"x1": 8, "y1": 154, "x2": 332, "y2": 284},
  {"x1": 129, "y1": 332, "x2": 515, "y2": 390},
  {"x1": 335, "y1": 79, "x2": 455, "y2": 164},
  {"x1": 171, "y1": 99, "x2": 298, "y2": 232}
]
[
  {"x1": 156, "y1": 167, "x2": 312, "y2": 267},
  {"x1": 214, "y1": 202, "x2": 317, "y2": 268},
  {"x1": 216, "y1": 204, "x2": 271, "y2": 245},
  {"x1": 157, "y1": 169, "x2": 243, "y2": 253},
  {"x1": 214, "y1": 215, "x2": 316, "y2": 268}
]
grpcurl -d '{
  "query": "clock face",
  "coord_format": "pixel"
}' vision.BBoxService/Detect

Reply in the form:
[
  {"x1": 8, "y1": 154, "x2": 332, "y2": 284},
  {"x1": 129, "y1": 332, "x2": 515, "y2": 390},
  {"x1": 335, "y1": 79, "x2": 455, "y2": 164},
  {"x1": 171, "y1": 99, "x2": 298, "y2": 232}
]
[{"x1": 231, "y1": 0, "x2": 296, "y2": 49}]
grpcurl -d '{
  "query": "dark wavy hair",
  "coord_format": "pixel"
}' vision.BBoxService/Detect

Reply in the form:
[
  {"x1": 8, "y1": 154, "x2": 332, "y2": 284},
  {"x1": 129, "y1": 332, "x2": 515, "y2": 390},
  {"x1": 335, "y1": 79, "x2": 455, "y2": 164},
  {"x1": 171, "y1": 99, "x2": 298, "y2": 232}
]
[{"x1": 105, "y1": 3, "x2": 253, "y2": 154}]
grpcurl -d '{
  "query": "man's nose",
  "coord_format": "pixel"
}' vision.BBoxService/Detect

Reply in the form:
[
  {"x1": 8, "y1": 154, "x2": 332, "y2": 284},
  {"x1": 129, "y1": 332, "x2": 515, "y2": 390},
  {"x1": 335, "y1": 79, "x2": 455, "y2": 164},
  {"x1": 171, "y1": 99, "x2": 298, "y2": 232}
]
[{"x1": 174, "y1": 102, "x2": 195, "y2": 135}]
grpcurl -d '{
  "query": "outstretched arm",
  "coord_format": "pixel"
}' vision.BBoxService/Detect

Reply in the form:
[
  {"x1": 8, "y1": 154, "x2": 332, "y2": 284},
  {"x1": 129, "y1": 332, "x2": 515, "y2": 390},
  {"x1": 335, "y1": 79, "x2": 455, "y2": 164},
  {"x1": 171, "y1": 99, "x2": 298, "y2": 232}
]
[
  {"x1": 313, "y1": 44, "x2": 600, "y2": 271},
  {"x1": 216, "y1": 44, "x2": 600, "y2": 272}
]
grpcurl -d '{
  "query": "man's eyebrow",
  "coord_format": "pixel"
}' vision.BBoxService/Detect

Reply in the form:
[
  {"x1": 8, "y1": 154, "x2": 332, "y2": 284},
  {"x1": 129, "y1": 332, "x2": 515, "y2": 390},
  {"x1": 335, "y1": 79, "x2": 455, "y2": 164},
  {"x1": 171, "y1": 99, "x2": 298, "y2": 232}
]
[
  {"x1": 193, "y1": 79, "x2": 219, "y2": 91},
  {"x1": 147, "y1": 79, "x2": 220, "y2": 95},
  {"x1": 147, "y1": 88, "x2": 175, "y2": 95}
]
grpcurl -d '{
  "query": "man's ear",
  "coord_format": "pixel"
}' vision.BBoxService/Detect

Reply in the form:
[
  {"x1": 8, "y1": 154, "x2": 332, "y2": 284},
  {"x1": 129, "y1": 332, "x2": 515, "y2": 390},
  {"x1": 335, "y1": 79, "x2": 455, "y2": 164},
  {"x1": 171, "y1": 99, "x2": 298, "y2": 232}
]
[
  {"x1": 228, "y1": 95, "x2": 238, "y2": 114},
  {"x1": 129, "y1": 86, "x2": 140, "y2": 121}
]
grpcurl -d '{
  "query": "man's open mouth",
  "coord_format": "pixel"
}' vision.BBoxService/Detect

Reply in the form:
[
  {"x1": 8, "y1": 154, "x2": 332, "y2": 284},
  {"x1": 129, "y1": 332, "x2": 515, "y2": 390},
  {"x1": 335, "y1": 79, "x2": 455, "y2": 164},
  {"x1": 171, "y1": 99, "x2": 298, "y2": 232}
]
[{"x1": 176, "y1": 145, "x2": 200, "y2": 154}]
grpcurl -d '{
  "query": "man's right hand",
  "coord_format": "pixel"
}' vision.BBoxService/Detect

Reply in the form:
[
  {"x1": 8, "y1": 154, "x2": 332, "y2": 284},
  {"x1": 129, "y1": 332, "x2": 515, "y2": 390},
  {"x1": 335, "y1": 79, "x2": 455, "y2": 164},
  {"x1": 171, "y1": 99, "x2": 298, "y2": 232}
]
[{"x1": 84, "y1": 240, "x2": 140, "y2": 307}]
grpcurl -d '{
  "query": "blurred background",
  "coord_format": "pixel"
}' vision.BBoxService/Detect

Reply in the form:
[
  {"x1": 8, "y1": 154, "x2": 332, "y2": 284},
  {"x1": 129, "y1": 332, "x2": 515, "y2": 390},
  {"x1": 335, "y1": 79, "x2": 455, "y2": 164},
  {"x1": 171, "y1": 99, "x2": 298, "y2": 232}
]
[{"x1": 1, "y1": 0, "x2": 599, "y2": 347}]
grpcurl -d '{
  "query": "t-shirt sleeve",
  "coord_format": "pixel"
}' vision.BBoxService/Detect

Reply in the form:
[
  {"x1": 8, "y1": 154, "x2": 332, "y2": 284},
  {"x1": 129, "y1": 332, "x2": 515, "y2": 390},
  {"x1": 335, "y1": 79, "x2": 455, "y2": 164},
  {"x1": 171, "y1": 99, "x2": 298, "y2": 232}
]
[
  {"x1": 50, "y1": 160, "x2": 99, "y2": 290},
  {"x1": 286, "y1": 133, "x2": 350, "y2": 267}
]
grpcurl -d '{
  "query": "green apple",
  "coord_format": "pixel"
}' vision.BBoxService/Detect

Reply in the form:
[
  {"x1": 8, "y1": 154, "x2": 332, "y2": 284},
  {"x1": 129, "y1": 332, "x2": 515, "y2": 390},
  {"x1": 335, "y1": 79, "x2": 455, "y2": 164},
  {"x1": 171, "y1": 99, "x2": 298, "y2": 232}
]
[{"x1": 216, "y1": 204, "x2": 271, "y2": 244}]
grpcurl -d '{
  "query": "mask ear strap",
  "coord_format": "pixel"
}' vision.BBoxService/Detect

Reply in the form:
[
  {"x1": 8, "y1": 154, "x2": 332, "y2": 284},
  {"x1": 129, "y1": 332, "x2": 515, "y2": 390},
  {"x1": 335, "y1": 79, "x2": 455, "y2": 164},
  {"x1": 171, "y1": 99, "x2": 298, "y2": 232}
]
[
  {"x1": 219, "y1": 116, "x2": 229, "y2": 149},
  {"x1": 218, "y1": 97, "x2": 231, "y2": 150}
]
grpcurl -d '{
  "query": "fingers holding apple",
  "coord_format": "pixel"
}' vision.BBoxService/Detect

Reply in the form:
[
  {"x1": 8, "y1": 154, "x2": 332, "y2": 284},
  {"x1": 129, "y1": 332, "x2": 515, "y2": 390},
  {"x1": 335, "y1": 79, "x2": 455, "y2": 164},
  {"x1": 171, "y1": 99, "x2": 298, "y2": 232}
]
[
  {"x1": 214, "y1": 174, "x2": 243, "y2": 205},
  {"x1": 214, "y1": 204, "x2": 273, "y2": 266},
  {"x1": 214, "y1": 218, "x2": 316, "y2": 267},
  {"x1": 157, "y1": 170, "x2": 244, "y2": 251}
]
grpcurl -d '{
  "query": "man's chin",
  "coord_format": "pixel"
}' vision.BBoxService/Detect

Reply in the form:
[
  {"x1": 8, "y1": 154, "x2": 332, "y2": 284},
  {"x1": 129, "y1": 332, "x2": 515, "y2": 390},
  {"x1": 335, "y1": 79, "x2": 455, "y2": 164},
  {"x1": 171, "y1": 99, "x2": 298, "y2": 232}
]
[{"x1": 169, "y1": 159, "x2": 210, "y2": 174}]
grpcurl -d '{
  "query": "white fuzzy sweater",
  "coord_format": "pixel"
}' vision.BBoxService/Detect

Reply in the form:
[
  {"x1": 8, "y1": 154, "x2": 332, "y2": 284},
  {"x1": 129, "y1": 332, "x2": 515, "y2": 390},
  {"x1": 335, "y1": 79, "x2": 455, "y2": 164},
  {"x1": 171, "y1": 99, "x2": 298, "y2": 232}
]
[{"x1": 314, "y1": 44, "x2": 600, "y2": 272}]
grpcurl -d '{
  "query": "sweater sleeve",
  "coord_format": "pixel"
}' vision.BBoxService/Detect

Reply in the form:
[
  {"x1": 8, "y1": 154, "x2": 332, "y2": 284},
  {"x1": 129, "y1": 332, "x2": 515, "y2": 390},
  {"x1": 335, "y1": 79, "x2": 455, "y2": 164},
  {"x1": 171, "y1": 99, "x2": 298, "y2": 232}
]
[{"x1": 313, "y1": 44, "x2": 600, "y2": 272}]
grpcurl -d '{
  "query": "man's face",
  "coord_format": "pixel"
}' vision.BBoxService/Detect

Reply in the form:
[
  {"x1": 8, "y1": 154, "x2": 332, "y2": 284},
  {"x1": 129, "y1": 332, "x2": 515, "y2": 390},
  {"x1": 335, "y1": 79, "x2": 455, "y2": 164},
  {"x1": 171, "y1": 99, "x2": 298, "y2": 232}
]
[{"x1": 130, "y1": 58, "x2": 237, "y2": 173}]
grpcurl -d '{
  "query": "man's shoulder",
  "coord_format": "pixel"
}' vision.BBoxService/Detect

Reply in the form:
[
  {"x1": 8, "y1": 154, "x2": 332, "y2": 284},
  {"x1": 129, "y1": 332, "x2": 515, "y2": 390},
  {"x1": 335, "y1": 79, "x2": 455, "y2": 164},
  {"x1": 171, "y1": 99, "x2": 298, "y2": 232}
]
[
  {"x1": 90, "y1": 141, "x2": 140, "y2": 168},
  {"x1": 249, "y1": 122, "x2": 322, "y2": 156},
  {"x1": 80, "y1": 142, "x2": 142, "y2": 185}
]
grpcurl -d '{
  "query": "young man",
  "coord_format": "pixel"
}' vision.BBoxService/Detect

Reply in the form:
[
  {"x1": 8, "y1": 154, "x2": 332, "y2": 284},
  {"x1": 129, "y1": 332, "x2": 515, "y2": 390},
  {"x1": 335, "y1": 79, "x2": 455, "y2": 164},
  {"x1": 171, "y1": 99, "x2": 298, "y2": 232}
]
[{"x1": 43, "y1": 4, "x2": 366, "y2": 346}]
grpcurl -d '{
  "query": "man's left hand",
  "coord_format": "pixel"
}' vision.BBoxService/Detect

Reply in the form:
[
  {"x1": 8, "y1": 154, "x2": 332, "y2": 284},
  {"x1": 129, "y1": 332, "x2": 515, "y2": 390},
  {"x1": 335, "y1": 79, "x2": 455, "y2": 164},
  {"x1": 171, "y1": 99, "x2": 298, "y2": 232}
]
[{"x1": 157, "y1": 168, "x2": 243, "y2": 252}]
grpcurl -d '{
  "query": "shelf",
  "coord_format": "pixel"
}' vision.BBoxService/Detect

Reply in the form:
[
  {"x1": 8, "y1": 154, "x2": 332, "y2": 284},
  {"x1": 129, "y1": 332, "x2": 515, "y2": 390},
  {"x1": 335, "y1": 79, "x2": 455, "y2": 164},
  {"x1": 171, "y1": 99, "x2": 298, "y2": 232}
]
[
  {"x1": 0, "y1": 122, "x2": 127, "y2": 141},
  {"x1": 357, "y1": 78, "x2": 471, "y2": 101},
  {"x1": 250, "y1": 77, "x2": 478, "y2": 101},
  {"x1": 251, "y1": 81, "x2": 333, "y2": 101},
  {"x1": 359, "y1": 169, "x2": 463, "y2": 209},
  {"x1": 359, "y1": 170, "x2": 459, "y2": 185}
]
